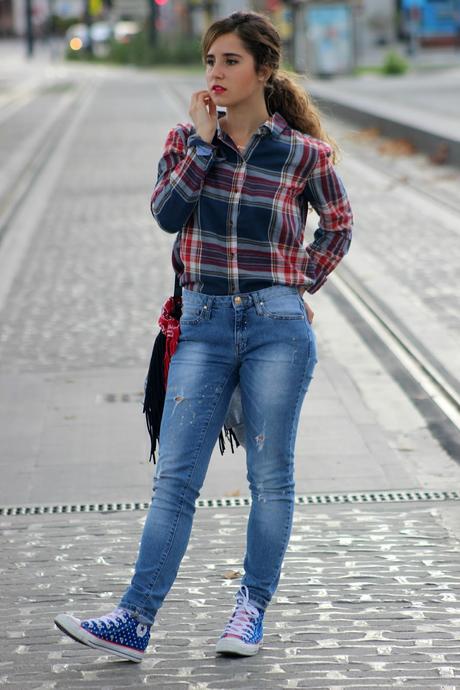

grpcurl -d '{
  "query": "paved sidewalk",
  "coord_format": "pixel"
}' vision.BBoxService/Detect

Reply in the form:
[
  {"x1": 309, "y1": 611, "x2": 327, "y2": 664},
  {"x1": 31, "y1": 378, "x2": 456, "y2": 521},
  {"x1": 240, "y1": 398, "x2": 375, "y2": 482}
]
[{"x1": 2, "y1": 500, "x2": 460, "y2": 688}]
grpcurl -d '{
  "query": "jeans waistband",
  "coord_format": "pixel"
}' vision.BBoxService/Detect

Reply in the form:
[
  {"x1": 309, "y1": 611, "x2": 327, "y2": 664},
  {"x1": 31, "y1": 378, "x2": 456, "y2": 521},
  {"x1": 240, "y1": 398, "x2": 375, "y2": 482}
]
[{"x1": 182, "y1": 285, "x2": 299, "y2": 308}]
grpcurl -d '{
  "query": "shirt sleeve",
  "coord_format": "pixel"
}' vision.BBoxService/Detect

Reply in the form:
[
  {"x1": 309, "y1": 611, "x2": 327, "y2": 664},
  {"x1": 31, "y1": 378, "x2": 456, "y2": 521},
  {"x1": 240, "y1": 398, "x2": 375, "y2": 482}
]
[
  {"x1": 151, "y1": 125, "x2": 217, "y2": 234},
  {"x1": 303, "y1": 142, "x2": 353, "y2": 293}
]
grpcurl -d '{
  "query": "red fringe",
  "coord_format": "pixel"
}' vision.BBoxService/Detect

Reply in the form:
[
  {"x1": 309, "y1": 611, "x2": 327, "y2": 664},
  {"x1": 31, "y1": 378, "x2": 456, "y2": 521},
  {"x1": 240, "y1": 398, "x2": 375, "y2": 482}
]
[{"x1": 158, "y1": 295, "x2": 182, "y2": 387}]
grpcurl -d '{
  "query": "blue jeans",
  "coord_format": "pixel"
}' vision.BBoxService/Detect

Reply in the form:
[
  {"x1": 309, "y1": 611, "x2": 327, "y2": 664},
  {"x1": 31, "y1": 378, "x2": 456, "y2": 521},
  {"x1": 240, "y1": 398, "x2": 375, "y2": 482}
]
[{"x1": 120, "y1": 285, "x2": 317, "y2": 624}]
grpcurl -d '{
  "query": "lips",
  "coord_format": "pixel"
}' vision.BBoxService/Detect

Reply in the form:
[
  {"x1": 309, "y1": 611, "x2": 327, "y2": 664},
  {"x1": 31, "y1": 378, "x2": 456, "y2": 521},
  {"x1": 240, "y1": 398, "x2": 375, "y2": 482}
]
[{"x1": 212, "y1": 86, "x2": 227, "y2": 93}]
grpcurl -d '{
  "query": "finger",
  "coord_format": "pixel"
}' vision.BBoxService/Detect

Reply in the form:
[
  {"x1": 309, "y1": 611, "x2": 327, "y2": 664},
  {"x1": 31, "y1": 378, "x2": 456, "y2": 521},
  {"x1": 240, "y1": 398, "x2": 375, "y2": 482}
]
[
  {"x1": 195, "y1": 90, "x2": 211, "y2": 101},
  {"x1": 207, "y1": 97, "x2": 217, "y2": 117},
  {"x1": 190, "y1": 91, "x2": 208, "y2": 107}
]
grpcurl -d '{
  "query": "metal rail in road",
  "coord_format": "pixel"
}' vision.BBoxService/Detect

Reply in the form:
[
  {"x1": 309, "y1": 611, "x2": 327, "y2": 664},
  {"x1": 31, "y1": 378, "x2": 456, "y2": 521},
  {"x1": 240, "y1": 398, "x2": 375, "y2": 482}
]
[{"x1": 329, "y1": 267, "x2": 460, "y2": 460}]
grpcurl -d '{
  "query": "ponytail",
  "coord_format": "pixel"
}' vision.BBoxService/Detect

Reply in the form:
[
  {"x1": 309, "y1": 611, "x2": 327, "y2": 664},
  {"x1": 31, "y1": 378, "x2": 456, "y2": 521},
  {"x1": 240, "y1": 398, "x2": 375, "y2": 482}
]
[{"x1": 266, "y1": 71, "x2": 338, "y2": 162}]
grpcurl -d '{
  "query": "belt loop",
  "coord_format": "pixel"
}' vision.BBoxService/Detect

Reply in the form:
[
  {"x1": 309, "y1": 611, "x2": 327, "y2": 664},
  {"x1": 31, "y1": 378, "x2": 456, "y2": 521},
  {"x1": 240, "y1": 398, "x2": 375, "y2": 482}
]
[
  {"x1": 252, "y1": 291, "x2": 263, "y2": 315},
  {"x1": 203, "y1": 295, "x2": 213, "y2": 319}
]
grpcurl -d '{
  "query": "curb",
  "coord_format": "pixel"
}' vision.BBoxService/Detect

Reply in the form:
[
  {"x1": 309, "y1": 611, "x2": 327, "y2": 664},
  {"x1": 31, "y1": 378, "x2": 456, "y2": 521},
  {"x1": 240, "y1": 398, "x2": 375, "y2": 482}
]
[{"x1": 309, "y1": 87, "x2": 460, "y2": 166}]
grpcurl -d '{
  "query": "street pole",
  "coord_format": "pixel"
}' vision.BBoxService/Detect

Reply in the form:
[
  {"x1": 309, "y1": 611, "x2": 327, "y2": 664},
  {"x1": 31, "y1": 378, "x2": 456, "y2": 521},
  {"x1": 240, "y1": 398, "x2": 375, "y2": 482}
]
[
  {"x1": 146, "y1": 0, "x2": 158, "y2": 46},
  {"x1": 84, "y1": 0, "x2": 93, "y2": 56},
  {"x1": 203, "y1": 0, "x2": 214, "y2": 26},
  {"x1": 292, "y1": 0, "x2": 307, "y2": 73},
  {"x1": 25, "y1": 0, "x2": 34, "y2": 57}
]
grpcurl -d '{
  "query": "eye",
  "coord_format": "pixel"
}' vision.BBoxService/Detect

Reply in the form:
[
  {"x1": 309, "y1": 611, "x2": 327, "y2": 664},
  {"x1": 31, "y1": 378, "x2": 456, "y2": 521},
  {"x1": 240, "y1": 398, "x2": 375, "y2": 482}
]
[
  {"x1": 205, "y1": 57, "x2": 214, "y2": 66},
  {"x1": 226, "y1": 59, "x2": 238, "y2": 65}
]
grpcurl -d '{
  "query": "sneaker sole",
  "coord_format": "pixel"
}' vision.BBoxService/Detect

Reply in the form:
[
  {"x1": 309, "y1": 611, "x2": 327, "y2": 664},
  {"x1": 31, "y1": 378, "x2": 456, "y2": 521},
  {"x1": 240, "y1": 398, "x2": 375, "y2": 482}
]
[
  {"x1": 215, "y1": 636, "x2": 262, "y2": 656},
  {"x1": 54, "y1": 614, "x2": 143, "y2": 662}
]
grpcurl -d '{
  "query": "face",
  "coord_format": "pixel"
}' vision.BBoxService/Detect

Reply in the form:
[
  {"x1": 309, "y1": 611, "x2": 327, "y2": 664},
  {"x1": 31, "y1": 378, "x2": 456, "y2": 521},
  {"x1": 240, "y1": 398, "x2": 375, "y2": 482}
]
[{"x1": 205, "y1": 32, "x2": 268, "y2": 107}]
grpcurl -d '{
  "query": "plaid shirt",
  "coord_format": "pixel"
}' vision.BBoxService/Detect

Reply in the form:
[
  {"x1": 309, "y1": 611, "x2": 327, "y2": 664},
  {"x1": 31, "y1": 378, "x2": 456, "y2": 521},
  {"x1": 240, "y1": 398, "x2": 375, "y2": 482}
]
[{"x1": 151, "y1": 112, "x2": 352, "y2": 295}]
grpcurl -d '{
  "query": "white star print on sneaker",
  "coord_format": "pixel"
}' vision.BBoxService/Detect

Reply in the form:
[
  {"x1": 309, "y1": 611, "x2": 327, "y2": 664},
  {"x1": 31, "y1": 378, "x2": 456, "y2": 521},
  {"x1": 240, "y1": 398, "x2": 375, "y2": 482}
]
[{"x1": 54, "y1": 607, "x2": 150, "y2": 662}]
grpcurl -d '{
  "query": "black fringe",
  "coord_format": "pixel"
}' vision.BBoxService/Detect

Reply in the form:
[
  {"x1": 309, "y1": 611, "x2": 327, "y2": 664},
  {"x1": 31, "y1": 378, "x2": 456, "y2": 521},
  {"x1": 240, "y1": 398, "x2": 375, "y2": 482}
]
[
  {"x1": 219, "y1": 425, "x2": 240, "y2": 455},
  {"x1": 143, "y1": 330, "x2": 166, "y2": 463}
]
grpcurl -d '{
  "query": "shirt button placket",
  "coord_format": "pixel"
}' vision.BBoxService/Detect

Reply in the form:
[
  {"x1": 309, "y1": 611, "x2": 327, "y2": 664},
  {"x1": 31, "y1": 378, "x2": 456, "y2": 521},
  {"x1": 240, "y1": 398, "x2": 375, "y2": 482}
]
[
  {"x1": 229, "y1": 162, "x2": 245, "y2": 294},
  {"x1": 229, "y1": 225, "x2": 238, "y2": 292}
]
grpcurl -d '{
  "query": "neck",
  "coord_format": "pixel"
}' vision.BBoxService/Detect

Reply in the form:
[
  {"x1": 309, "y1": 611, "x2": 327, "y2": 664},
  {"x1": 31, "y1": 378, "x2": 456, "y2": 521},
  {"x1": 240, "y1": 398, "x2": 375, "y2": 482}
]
[{"x1": 220, "y1": 97, "x2": 270, "y2": 141}]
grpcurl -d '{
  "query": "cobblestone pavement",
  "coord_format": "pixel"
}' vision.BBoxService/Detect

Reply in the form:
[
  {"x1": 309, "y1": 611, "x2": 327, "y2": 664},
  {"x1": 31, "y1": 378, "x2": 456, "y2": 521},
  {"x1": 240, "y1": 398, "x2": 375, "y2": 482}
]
[
  {"x1": 0, "y1": 70, "x2": 170, "y2": 373},
  {"x1": 2, "y1": 502, "x2": 460, "y2": 689}
]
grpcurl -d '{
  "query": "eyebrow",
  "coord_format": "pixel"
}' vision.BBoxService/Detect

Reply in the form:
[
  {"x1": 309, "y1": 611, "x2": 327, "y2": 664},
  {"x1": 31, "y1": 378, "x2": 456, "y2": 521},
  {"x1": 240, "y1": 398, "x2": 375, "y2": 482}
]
[{"x1": 206, "y1": 52, "x2": 243, "y2": 58}]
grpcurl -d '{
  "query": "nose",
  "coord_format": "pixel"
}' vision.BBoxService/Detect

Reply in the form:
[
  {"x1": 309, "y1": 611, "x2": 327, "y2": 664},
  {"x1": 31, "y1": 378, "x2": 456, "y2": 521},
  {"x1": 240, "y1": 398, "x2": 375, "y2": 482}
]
[{"x1": 209, "y1": 62, "x2": 224, "y2": 79}]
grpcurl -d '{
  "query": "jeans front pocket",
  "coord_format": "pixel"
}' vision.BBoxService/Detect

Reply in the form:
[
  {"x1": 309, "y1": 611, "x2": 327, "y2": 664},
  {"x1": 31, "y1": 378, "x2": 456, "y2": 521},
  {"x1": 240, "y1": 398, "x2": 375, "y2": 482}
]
[
  {"x1": 258, "y1": 292, "x2": 304, "y2": 320},
  {"x1": 180, "y1": 304, "x2": 206, "y2": 326}
]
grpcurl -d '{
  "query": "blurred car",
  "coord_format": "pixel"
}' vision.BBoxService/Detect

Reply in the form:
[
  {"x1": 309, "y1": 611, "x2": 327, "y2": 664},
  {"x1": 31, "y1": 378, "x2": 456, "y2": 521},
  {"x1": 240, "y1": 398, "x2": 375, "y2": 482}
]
[
  {"x1": 113, "y1": 20, "x2": 141, "y2": 44},
  {"x1": 66, "y1": 22, "x2": 113, "y2": 57}
]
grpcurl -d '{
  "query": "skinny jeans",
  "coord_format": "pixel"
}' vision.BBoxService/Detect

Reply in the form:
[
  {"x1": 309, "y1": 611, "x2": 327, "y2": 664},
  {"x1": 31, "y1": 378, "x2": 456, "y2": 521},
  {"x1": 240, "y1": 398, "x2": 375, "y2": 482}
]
[{"x1": 120, "y1": 285, "x2": 317, "y2": 623}]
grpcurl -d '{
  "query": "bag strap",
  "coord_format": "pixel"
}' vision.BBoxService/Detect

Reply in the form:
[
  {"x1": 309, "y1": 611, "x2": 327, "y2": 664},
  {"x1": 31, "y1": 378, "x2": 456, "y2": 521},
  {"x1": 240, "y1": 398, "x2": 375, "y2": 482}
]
[{"x1": 174, "y1": 273, "x2": 182, "y2": 298}]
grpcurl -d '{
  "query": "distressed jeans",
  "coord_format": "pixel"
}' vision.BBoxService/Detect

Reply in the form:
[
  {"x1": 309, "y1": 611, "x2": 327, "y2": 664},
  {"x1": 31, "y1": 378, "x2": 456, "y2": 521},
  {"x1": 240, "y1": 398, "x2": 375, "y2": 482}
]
[{"x1": 120, "y1": 285, "x2": 317, "y2": 624}]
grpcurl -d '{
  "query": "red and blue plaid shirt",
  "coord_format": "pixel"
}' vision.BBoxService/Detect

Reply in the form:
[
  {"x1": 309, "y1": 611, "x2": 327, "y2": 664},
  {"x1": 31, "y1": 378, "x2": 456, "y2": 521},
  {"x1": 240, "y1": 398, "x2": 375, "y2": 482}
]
[{"x1": 151, "y1": 112, "x2": 352, "y2": 295}]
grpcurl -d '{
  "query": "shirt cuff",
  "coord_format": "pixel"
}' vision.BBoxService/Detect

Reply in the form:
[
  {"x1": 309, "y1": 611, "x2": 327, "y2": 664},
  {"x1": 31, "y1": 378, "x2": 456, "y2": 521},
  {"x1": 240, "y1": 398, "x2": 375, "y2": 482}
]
[{"x1": 188, "y1": 133, "x2": 215, "y2": 157}]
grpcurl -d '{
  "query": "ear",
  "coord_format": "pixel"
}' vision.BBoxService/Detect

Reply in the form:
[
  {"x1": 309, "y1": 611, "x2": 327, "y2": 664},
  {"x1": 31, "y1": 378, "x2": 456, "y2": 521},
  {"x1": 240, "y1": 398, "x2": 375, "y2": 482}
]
[{"x1": 258, "y1": 65, "x2": 272, "y2": 83}]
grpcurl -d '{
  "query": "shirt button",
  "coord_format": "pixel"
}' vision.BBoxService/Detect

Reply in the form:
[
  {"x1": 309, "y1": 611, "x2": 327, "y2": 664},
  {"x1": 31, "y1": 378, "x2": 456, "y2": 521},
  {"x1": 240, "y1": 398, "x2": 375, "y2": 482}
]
[{"x1": 234, "y1": 296, "x2": 241, "y2": 304}]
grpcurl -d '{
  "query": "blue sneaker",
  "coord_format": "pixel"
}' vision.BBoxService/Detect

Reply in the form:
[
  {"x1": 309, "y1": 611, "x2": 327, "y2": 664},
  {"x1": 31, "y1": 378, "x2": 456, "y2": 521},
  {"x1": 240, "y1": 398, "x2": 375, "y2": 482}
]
[
  {"x1": 216, "y1": 585, "x2": 264, "y2": 656},
  {"x1": 54, "y1": 607, "x2": 150, "y2": 662}
]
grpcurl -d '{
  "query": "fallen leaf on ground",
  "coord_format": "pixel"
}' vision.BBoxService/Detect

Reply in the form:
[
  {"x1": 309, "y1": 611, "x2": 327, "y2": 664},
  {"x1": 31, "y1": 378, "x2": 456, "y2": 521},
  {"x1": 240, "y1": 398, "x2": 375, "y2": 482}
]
[
  {"x1": 347, "y1": 127, "x2": 381, "y2": 141},
  {"x1": 222, "y1": 570, "x2": 242, "y2": 580},
  {"x1": 429, "y1": 143, "x2": 449, "y2": 165},
  {"x1": 378, "y1": 138, "x2": 416, "y2": 156}
]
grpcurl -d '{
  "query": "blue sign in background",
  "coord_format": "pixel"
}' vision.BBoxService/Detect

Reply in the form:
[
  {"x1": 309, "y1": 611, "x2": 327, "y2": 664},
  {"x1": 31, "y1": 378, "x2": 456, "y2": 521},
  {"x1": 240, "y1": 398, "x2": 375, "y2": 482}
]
[
  {"x1": 306, "y1": 3, "x2": 354, "y2": 76},
  {"x1": 401, "y1": 0, "x2": 459, "y2": 37}
]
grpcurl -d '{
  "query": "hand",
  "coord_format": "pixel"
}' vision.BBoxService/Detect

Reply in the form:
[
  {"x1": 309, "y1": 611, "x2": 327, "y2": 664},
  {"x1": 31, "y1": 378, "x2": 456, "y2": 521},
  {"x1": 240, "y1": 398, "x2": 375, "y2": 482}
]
[
  {"x1": 189, "y1": 90, "x2": 217, "y2": 144},
  {"x1": 305, "y1": 302, "x2": 314, "y2": 323},
  {"x1": 297, "y1": 287, "x2": 314, "y2": 323}
]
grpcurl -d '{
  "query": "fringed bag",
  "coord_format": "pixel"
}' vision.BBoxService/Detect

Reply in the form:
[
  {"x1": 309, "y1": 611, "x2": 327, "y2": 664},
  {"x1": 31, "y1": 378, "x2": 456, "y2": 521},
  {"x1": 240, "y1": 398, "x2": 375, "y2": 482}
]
[{"x1": 143, "y1": 276, "x2": 240, "y2": 462}]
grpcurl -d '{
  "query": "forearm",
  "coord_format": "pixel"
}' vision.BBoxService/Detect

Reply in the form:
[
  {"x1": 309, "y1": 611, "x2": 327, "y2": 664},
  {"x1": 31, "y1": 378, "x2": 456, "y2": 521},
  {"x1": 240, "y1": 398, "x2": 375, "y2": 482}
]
[
  {"x1": 151, "y1": 144, "x2": 216, "y2": 233},
  {"x1": 303, "y1": 143, "x2": 353, "y2": 293},
  {"x1": 304, "y1": 226, "x2": 352, "y2": 294}
]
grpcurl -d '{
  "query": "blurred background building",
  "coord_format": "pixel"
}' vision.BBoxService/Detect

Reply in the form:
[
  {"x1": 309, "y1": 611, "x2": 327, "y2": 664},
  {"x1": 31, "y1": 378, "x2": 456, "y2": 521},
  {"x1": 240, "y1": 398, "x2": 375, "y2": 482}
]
[{"x1": 1, "y1": 0, "x2": 459, "y2": 73}]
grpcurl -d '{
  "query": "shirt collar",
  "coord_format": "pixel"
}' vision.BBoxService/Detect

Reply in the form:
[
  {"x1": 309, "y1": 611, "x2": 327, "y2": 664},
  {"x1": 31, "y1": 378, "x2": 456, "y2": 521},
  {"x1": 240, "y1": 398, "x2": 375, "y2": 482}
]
[
  {"x1": 216, "y1": 111, "x2": 287, "y2": 143},
  {"x1": 261, "y1": 112, "x2": 288, "y2": 139}
]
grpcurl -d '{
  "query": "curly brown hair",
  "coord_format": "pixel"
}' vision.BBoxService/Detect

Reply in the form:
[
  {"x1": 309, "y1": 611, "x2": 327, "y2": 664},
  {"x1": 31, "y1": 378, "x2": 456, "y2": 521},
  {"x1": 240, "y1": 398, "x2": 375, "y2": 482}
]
[{"x1": 202, "y1": 11, "x2": 338, "y2": 160}]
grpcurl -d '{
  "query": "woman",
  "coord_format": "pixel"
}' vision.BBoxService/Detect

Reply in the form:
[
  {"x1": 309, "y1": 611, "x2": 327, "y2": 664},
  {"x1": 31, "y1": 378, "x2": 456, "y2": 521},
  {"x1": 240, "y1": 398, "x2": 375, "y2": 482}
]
[{"x1": 54, "y1": 11, "x2": 352, "y2": 662}]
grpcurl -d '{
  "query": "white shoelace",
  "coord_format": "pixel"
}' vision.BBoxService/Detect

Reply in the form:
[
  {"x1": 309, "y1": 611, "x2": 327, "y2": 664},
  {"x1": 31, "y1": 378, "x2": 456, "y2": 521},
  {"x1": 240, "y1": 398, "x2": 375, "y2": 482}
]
[
  {"x1": 223, "y1": 586, "x2": 260, "y2": 637},
  {"x1": 86, "y1": 607, "x2": 129, "y2": 629}
]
